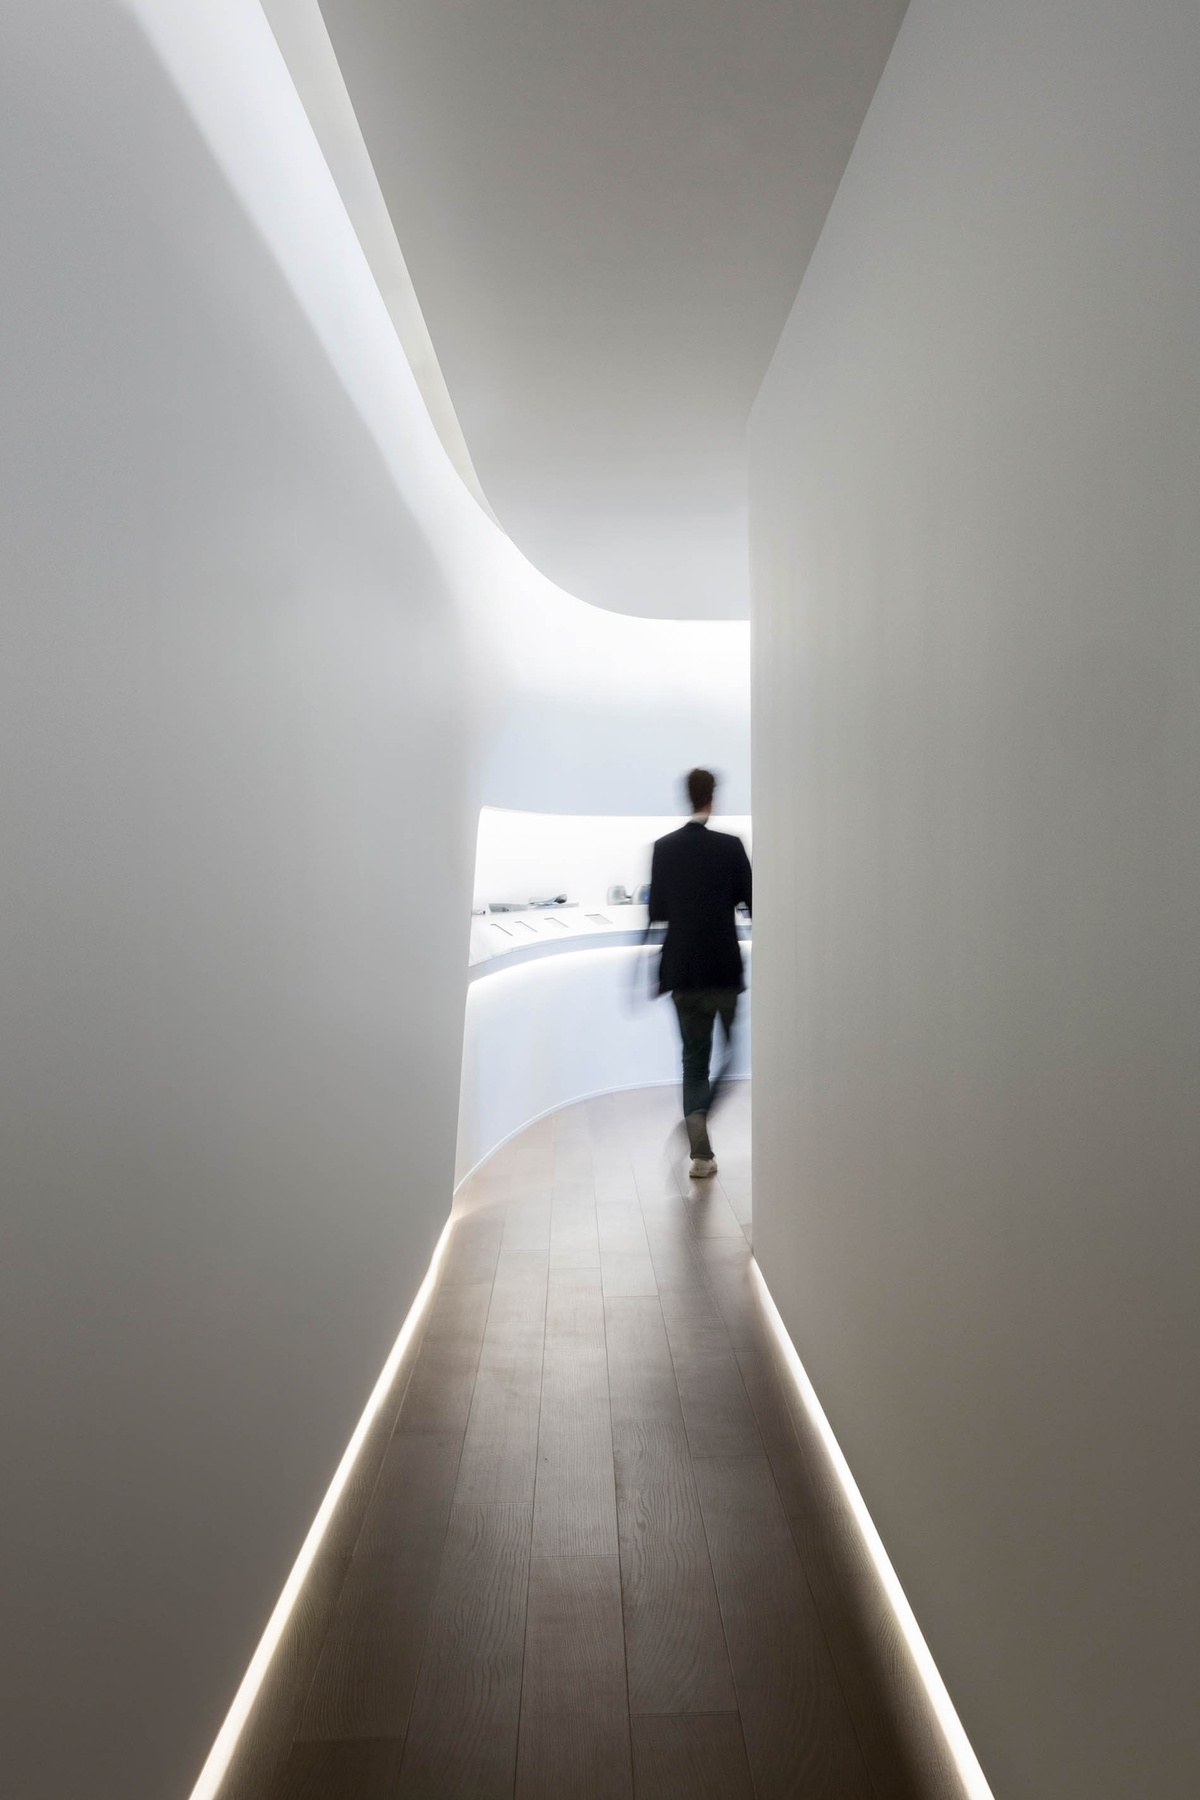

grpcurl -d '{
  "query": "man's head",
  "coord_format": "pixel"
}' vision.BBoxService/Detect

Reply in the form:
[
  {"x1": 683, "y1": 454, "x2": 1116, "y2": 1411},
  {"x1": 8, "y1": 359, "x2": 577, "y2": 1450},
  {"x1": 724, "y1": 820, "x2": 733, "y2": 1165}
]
[{"x1": 686, "y1": 768, "x2": 716, "y2": 816}]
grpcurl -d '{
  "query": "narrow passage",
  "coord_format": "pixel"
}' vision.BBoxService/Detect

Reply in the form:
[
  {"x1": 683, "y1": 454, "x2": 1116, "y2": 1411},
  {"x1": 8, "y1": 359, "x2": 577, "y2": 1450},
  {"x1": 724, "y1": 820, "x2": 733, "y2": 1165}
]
[{"x1": 243, "y1": 1085, "x2": 958, "y2": 1800}]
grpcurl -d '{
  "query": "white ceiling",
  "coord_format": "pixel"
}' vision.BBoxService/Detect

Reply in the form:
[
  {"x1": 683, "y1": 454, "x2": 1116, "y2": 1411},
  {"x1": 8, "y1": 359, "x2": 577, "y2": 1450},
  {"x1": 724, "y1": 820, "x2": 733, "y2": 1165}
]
[{"x1": 317, "y1": 0, "x2": 908, "y2": 617}]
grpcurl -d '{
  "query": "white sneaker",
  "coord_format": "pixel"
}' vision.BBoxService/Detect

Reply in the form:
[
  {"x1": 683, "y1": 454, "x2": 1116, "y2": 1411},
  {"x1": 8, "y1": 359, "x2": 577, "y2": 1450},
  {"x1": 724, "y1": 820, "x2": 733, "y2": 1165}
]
[{"x1": 689, "y1": 1157, "x2": 718, "y2": 1179}]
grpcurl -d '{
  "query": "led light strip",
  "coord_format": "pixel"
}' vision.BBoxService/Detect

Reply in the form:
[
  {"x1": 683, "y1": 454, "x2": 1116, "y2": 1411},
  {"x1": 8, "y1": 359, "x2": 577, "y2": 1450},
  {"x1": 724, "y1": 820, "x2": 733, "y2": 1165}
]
[
  {"x1": 749, "y1": 1259, "x2": 994, "y2": 1800},
  {"x1": 187, "y1": 1215, "x2": 454, "y2": 1800}
]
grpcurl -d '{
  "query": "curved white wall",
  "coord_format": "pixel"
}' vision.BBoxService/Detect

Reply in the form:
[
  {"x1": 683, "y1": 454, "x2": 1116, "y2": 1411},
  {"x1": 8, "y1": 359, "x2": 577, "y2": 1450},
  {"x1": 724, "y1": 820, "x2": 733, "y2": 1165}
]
[
  {"x1": 456, "y1": 949, "x2": 751, "y2": 1183},
  {"x1": 0, "y1": 10, "x2": 477, "y2": 1799},
  {"x1": 0, "y1": 7, "x2": 750, "y2": 1800},
  {"x1": 750, "y1": 3, "x2": 1200, "y2": 1795}
]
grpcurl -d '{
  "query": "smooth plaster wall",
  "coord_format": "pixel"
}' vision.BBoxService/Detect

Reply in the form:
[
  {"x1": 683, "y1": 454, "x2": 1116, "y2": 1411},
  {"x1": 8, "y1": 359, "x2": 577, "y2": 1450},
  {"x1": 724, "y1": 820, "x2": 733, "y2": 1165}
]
[
  {"x1": 0, "y1": 8, "x2": 752, "y2": 1798},
  {"x1": 749, "y1": 3, "x2": 1200, "y2": 1795},
  {"x1": 0, "y1": 9, "x2": 476, "y2": 1798}
]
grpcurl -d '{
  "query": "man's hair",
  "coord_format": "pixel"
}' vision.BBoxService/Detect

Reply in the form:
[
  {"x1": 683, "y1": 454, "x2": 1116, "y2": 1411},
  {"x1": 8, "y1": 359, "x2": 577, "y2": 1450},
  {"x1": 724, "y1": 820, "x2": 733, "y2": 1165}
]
[{"x1": 686, "y1": 768, "x2": 717, "y2": 812}]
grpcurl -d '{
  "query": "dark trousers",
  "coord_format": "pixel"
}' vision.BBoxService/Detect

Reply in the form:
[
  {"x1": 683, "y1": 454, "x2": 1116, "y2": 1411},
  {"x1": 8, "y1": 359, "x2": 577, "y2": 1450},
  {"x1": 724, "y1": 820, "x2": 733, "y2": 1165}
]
[{"x1": 671, "y1": 989, "x2": 739, "y2": 1157}]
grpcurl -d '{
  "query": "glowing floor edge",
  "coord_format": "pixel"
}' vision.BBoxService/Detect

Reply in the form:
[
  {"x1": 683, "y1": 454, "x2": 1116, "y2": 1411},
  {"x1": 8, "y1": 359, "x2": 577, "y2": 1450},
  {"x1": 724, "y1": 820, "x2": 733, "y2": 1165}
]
[
  {"x1": 186, "y1": 1215, "x2": 454, "y2": 1800},
  {"x1": 186, "y1": 1210, "x2": 991, "y2": 1800},
  {"x1": 749, "y1": 1257, "x2": 994, "y2": 1800}
]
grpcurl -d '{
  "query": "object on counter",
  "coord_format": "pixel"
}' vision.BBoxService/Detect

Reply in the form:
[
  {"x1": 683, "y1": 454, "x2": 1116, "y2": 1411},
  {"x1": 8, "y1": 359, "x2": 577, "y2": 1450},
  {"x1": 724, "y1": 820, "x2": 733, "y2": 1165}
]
[
  {"x1": 606, "y1": 884, "x2": 633, "y2": 905},
  {"x1": 488, "y1": 901, "x2": 529, "y2": 913},
  {"x1": 529, "y1": 894, "x2": 570, "y2": 907},
  {"x1": 635, "y1": 883, "x2": 651, "y2": 904}
]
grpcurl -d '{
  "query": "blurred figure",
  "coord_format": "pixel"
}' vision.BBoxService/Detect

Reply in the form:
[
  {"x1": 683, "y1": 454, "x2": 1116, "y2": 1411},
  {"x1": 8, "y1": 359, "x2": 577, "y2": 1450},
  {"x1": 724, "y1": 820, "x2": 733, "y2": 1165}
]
[{"x1": 648, "y1": 769, "x2": 751, "y2": 1178}]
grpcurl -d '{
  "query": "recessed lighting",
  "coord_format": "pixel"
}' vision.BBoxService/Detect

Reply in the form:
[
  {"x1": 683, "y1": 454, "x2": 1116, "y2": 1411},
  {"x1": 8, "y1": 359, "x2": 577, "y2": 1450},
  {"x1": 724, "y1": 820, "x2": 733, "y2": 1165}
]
[
  {"x1": 187, "y1": 1217, "x2": 453, "y2": 1800},
  {"x1": 750, "y1": 1259, "x2": 994, "y2": 1800}
]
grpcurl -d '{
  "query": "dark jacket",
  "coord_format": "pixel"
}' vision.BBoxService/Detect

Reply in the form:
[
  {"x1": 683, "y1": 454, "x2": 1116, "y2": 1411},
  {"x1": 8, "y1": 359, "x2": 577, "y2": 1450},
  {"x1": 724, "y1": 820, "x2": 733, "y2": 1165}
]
[{"x1": 647, "y1": 820, "x2": 752, "y2": 994}]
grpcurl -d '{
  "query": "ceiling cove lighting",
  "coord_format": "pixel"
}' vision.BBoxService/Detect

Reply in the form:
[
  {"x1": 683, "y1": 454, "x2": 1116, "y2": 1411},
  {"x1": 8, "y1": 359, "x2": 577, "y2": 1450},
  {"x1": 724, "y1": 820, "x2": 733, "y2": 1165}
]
[
  {"x1": 749, "y1": 1260, "x2": 995, "y2": 1800},
  {"x1": 186, "y1": 1216, "x2": 454, "y2": 1800}
]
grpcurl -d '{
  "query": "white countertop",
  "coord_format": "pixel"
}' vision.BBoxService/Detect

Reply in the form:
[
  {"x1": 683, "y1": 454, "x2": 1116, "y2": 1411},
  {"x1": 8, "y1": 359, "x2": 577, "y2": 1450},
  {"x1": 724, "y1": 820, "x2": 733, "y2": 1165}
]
[{"x1": 467, "y1": 902, "x2": 750, "y2": 980}]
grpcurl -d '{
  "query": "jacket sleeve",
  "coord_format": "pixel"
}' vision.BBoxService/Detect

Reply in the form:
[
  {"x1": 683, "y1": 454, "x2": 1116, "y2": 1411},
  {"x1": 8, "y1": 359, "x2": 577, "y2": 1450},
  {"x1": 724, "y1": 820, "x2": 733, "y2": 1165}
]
[
  {"x1": 647, "y1": 840, "x2": 668, "y2": 924},
  {"x1": 734, "y1": 838, "x2": 752, "y2": 915}
]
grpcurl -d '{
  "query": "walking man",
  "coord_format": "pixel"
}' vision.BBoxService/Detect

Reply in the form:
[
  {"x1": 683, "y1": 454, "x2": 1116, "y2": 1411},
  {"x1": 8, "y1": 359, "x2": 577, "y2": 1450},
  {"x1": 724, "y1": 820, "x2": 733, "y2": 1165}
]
[{"x1": 648, "y1": 769, "x2": 751, "y2": 1178}]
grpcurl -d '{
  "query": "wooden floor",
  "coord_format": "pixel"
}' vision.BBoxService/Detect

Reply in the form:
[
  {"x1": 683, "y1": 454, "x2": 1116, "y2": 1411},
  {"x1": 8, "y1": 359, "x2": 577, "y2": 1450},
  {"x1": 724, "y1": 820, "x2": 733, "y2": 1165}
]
[{"x1": 254, "y1": 1084, "x2": 960, "y2": 1800}]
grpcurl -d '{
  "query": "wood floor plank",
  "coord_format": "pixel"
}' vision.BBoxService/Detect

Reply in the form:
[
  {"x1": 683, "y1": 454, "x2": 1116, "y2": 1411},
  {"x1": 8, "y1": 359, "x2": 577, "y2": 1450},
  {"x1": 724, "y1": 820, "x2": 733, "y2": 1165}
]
[
  {"x1": 735, "y1": 1348, "x2": 828, "y2": 1518},
  {"x1": 535, "y1": 1266, "x2": 615, "y2": 1554},
  {"x1": 532, "y1": 1352, "x2": 618, "y2": 1556},
  {"x1": 439, "y1": 1216, "x2": 506, "y2": 1288},
  {"x1": 631, "y1": 1713, "x2": 754, "y2": 1800},
  {"x1": 611, "y1": 1403, "x2": 736, "y2": 1714},
  {"x1": 225, "y1": 1550, "x2": 352, "y2": 1800},
  {"x1": 395, "y1": 1503, "x2": 532, "y2": 1800},
  {"x1": 500, "y1": 1195, "x2": 553, "y2": 1252},
  {"x1": 319, "y1": 1338, "x2": 423, "y2": 1561},
  {"x1": 545, "y1": 1262, "x2": 606, "y2": 1345},
  {"x1": 422, "y1": 1272, "x2": 495, "y2": 1347},
  {"x1": 549, "y1": 1199, "x2": 601, "y2": 1270},
  {"x1": 691, "y1": 1244, "x2": 763, "y2": 1352},
  {"x1": 630, "y1": 1156, "x2": 688, "y2": 1209},
  {"x1": 597, "y1": 1192, "x2": 659, "y2": 1299},
  {"x1": 515, "y1": 1554, "x2": 632, "y2": 1800},
  {"x1": 604, "y1": 1296, "x2": 681, "y2": 1416},
  {"x1": 683, "y1": 1186, "x2": 745, "y2": 1240},
  {"x1": 597, "y1": 1201, "x2": 653, "y2": 1252},
  {"x1": 666, "y1": 1343, "x2": 761, "y2": 1461},
  {"x1": 245, "y1": 1087, "x2": 955, "y2": 1800},
  {"x1": 642, "y1": 1230, "x2": 710, "y2": 1296},
  {"x1": 600, "y1": 1248, "x2": 660, "y2": 1299},
  {"x1": 455, "y1": 1346, "x2": 544, "y2": 1508},
  {"x1": 453, "y1": 1255, "x2": 546, "y2": 1505},
  {"x1": 788, "y1": 1515, "x2": 962, "y2": 1800},
  {"x1": 394, "y1": 1279, "x2": 490, "y2": 1437},
  {"x1": 693, "y1": 1455, "x2": 875, "y2": 1800},
  {"x1": 270, "y1": 1737, "x2": 406, "y2": 1800},
  {"x1": 656, "y1": 1280, "x2": 733, "y2": 1356},
  {"x1": 296, "y1": 1432, "x2": 464, "y2": 1741},
  {"x1": 593, "y1": 1163, "x2": 642, "y2": 1206}
]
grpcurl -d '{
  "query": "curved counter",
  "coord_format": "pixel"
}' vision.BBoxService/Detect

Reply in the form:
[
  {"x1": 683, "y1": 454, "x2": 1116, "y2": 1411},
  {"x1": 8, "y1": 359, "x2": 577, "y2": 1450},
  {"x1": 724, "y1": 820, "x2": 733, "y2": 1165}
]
[{"x1": 455, "y1": 934, "x2": 752, "y2": 1184}]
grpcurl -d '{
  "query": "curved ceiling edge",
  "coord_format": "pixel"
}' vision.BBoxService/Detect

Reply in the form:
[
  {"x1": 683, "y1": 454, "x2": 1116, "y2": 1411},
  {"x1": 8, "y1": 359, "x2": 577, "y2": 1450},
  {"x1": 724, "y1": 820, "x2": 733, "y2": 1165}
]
[{"x1": 259, "y1": 0, "x2": 500, "y2": 526}]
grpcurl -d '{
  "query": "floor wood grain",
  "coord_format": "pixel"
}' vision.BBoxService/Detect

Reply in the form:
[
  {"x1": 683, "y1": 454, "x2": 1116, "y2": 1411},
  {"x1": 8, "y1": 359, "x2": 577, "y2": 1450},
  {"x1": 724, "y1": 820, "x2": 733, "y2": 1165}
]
[
  {"x1": 515, "y1": 1554, "x2": 632, "y2": 1799},
  {"x1": 611, "y1": 1403, "x2": 737, "y2": 1714},
  {"x1": 394, "y1": 1503, "x2": 532, "y2": 1799},
  {"x1": 239, "y1": 1083, "x2": 964, "y2": 1800},
  {"x1": 631, "y1": 1712, "x2": 755, "y2": 1800},
  {"x1": 269, "y1": 1738, "x2": 405, "y2": 1800},
  {"x1": 295, "y1": 1431, "x2": 464, "y2": 1741},
  {"x1": 693, "y1": 1453, "x2": 875, "y2": 1800}
]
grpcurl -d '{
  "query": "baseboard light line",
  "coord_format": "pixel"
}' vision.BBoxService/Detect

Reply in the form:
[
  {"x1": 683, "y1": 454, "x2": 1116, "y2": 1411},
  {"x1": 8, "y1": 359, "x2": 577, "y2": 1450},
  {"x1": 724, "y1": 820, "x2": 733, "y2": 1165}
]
[
  {"x1": 186, "y1": 1213, "x2": 455, "y2": 1800},
  {"x1": 749, "y1": 1259, "x2": 994, "y2": 1800}
]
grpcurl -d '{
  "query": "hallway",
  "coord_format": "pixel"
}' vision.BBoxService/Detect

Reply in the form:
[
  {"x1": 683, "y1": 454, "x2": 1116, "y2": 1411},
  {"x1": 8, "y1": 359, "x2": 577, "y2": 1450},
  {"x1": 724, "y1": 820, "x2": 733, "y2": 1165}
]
[{"x1": 239, "y1": 1086, "x2": 954, "y2": 1800}]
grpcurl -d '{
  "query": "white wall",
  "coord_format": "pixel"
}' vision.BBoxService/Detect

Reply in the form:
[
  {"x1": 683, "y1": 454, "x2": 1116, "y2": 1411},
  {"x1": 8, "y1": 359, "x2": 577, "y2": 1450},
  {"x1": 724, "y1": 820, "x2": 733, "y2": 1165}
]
[
  {"x1": 0, "y1": 7, "x2": 751, "y2": 1798},
  {"x1": 749, "y1": 3, "x2": 1200, "y2": 1796},
  {"x1": 0, "y1": 10, "x2": 477, "y2": 1799}
]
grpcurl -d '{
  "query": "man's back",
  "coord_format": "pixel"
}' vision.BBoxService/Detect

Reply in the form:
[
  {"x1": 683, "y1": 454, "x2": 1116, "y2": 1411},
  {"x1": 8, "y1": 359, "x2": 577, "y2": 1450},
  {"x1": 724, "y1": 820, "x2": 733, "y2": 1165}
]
[{"x1": 648, "y1": 821, "x2": 752, "y2": 995}]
